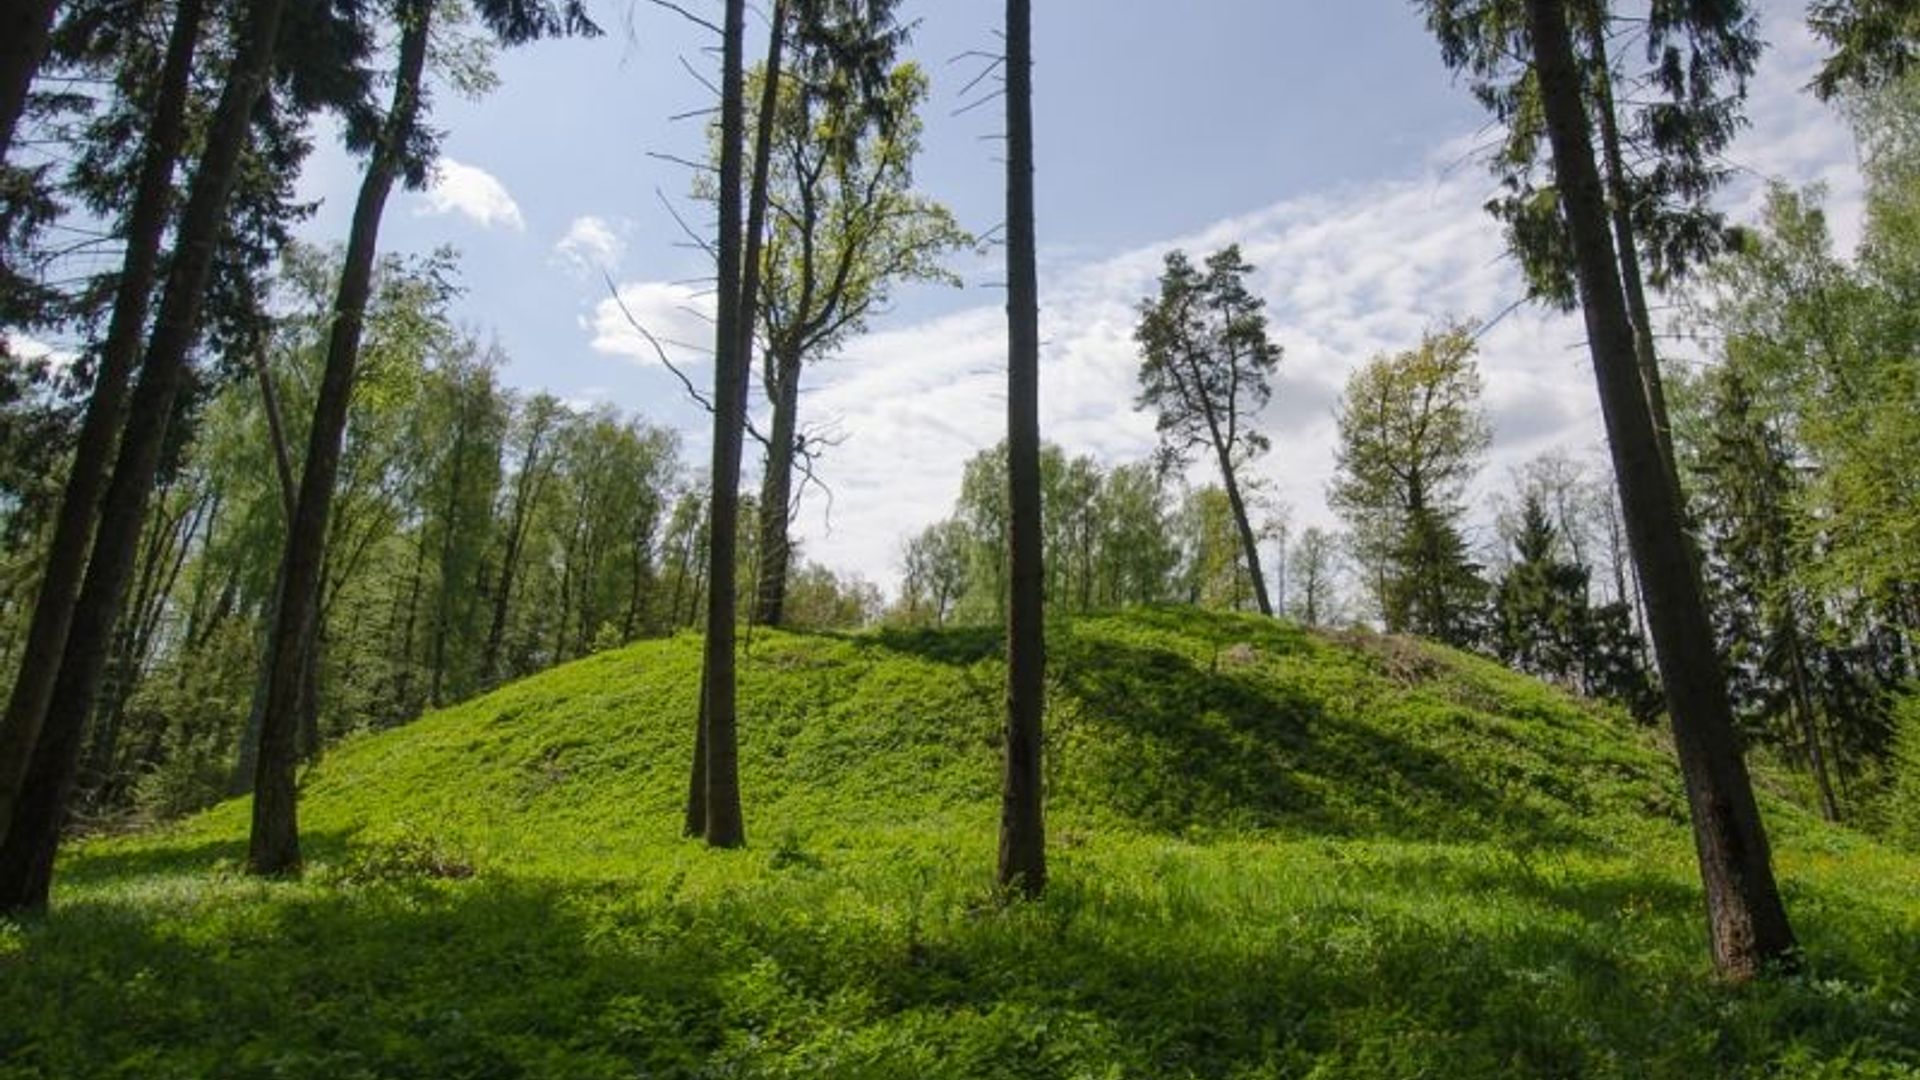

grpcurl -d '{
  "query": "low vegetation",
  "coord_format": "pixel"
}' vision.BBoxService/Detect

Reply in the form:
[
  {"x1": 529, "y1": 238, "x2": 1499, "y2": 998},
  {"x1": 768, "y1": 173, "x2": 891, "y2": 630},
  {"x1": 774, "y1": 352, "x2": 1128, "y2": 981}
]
[{"x1": 3, "y1": 609, "x2": 1915, "y2": 1078}]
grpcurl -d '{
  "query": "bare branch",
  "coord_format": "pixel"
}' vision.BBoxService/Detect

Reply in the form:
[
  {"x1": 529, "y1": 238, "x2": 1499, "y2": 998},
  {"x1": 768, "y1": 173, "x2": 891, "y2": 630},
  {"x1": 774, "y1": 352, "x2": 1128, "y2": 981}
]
[
  {"x1": 657, "y1": 186, "x2": 718, "y2": 259},
  {"x1": 642, "y1": 0, "x2": 723, "y2": 37}
]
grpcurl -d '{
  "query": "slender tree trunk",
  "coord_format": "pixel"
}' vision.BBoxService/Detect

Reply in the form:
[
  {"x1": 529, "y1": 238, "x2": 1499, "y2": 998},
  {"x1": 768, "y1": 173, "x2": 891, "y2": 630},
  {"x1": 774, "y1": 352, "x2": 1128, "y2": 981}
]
[
  {"x1": 0, "y1": 0, "x2": 290, "y2": 913},
  {"x1": 482, "y1": 414, "x2": 552, "y2": 684},
  {"x1": 1526, "y1": 0, "x2": 1794, "y2": 980},
  {"x1": 249, "y1": 0, "x2": 430, "y2": 876},
  {"x1": 429, "y1": 397, "x2": 470, "y2": 706},
  {"x1": 754, "y1": 346, "x2": 803, "y2": 626},
  {"x1": 0, "y1": 0, "x2": 204, "y2": 848},
  {"x1": 697, "y1": 0, "x2": 750, "y2": 849},
  {"x1": 1782, "y1": 621, "x2": 1840, "y2": 822},
  {"x1": 0, "y1": 0, "x2": 58, "y2": 165},
  {"x1": 999, "y1": 0, "x2": 1046, "y2": 899},
  {"x1": 1584, "y1": 11, "x2": 1679, "y2": 484},
  {"x1": 1216, "y1": 449, "x2": 1273, "y2": 616}
]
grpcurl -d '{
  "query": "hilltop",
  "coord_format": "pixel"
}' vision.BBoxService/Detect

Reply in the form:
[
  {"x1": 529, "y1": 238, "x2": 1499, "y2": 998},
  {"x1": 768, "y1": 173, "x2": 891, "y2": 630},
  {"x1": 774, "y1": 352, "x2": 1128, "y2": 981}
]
[{"x1": 2, "y1": 609, "x2": 1916, "y2": 1078}]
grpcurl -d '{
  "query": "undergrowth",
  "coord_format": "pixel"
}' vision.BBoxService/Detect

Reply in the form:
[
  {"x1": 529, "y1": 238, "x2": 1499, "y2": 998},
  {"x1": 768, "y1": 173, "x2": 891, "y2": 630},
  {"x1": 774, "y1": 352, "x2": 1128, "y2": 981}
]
[{"x1": 1, "y1": 609, "x2": 1915, "y2": 1078}]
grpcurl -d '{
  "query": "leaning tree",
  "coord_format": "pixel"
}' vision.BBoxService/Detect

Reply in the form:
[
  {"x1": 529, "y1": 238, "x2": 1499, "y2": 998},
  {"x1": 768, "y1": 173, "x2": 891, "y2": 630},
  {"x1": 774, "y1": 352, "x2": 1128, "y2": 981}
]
[
  {"x1": 1134, "y1": 245, "x2": 1284, "y2": 617},
  {"x1": 1419, "y1": 0, "x2": 1795, "y2": 979}
]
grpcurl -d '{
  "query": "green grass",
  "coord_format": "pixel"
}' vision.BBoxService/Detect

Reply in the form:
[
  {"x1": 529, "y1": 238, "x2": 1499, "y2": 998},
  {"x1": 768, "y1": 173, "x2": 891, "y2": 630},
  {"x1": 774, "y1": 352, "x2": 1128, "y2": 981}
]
[{"x1": 2, "y1": 608, "x2": 1917, "y2": 1078}]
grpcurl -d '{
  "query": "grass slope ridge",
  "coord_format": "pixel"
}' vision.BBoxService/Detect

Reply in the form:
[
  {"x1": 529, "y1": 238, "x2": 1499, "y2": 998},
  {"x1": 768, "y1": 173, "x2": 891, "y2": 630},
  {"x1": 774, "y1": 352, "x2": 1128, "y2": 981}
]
[{"x1": 3, "y1": 608, "x2": 1917, "y2": 1078}]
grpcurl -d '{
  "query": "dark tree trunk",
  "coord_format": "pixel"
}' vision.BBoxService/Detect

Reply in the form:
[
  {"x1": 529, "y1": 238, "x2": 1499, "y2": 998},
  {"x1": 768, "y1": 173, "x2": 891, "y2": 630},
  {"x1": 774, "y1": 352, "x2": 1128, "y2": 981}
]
[
  {"x1": 249, "y1": 0, "x2": 431, "y2": 876},
  {"x1": 1216, "y1": 446, "x2": 1273, "y2": 616},
  {"x1": 0, "y1": 0, "x2": 204, "y2": 848},
  {"x1": 1525, "y1": 0, "x2": 1795, "y2": 980},
  {"x1": 1584, "y1": 10, "x2": 1679, "y2": 484},
  {"x1": 738, "y1": 3, "x2": 790, "y2": 635},
  {"x1": 0, "y1": 0, "x2": 289, "y2": 913},
  {"x1": 0, "y1": 0, "x2": 58, "y2": 164},
  {"x1": 998, "y1": 0, "x2": 1046, "y2": 899},
  {"x1": 754, "y1": 346, "x2": 803, "y2": 627},
  {"x1": 697, "y1": 0, "x2": 750, "y2": 850}
]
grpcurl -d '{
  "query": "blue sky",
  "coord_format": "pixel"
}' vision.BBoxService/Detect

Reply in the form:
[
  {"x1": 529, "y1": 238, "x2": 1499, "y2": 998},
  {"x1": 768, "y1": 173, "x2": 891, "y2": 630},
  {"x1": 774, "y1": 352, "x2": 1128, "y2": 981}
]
[{"x1": 289, "y1": 0, "x2": 1867, "y2": 593}]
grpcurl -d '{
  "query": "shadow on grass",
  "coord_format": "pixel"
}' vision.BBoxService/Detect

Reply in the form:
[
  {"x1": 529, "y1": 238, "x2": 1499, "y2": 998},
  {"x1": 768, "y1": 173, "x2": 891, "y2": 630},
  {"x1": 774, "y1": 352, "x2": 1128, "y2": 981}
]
[
  {"x1": 0, "y1": 873, "x2": 735, "y2": 1078},
  {"x1": 54, "y1": 828, "x2": 362, "y2": 889},
  {"x1": 1052, "y1": 635, "x2": 1591, "y2": 846},
  {"x1": 3, "y1": 843, "x2": 1916, "y2": 1078},
  {"x1": 860, "y1": 624, "x2": 1004, "y2": 667}
]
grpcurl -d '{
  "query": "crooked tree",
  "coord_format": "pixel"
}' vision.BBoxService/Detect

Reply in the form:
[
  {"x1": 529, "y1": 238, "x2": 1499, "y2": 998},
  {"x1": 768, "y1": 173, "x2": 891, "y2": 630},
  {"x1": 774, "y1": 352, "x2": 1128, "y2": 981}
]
[{"x1": 1134, "y1": 246, "x2": 1283, "y2": 617}]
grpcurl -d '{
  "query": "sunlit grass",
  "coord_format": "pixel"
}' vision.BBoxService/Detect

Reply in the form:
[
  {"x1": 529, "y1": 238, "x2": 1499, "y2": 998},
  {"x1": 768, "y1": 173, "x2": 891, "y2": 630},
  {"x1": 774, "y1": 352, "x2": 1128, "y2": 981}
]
[{"x1": 2, "y1": 609, "x2": 1916, "y2": 1077}]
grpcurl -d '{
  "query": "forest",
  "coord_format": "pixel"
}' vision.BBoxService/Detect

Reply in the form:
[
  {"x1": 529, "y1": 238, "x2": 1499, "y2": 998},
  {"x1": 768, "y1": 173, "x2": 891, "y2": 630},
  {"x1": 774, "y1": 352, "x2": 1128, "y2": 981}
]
[{"x1": 0, "y1": 0, "x2": 1918, "y2": 1075}]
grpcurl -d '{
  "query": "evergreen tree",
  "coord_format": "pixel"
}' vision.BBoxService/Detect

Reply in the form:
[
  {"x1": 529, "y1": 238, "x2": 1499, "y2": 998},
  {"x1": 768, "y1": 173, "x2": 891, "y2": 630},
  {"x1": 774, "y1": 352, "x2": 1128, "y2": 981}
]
[
  {"x1": 1134, "y1": 246, "x2": 1283, "y2": 616},
  {"x1": 1422, "y1": 0, "x2": 1796, "y2": 978}
]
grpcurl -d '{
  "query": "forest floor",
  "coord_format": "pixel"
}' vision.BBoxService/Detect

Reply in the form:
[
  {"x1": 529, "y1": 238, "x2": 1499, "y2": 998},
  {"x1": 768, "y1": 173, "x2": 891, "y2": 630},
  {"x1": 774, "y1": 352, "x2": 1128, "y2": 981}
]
[{"x1": 2, "y1": 609, "x2": 1916, "y2": 1078}]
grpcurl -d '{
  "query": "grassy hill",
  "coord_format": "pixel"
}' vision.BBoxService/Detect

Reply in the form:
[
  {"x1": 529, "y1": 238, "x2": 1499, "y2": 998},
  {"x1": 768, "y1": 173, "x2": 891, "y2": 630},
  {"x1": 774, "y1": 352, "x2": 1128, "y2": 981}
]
[{"x1": 2, "y1": 608, "x2": 1917, "y2": 1078}]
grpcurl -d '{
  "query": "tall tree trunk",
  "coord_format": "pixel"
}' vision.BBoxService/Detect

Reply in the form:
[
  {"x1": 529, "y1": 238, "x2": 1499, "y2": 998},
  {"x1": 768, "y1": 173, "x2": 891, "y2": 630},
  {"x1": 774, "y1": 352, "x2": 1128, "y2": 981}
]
[
  {"x1": 738, "y1": 3, "x2": 790, "y2": 638},
  {"x1": 0, "y1": 0, "x2": 204, "y2": 848},
  {"x1": 1216, "y1": 448, "x2": 1273, "y2": 616},
  {"x1": 481, "y1": 412, "x2": 553, "y2": 685},
  {"x1": 0, "y1": 0, "x2": 58, "y2": 164},
  {"x1": 249, "y1": 0, "x2": 431, "y2": 876},
  {"x1": 1525, "y1": 0, "x2": 1795, "y2": 980},
  {"x1": 1782, "y1": 621, "x2": 1840, "y2": 822},
  {"x1": 998, "y1": 0, "x2": 1046, "y2": 899},
  {"x1": 429, "y1": 382, "x2": 471, "y2": 707},
  {"x1": 1584, "y1": 9, "x2": 1679, "y2": 484},
  {"x1": 754, "y1": 345, "x2": 803, "y2": 626},
  {"x1": 0, "y1": 0, "x2": 290, "y2": 913},
  {"x1": 697, "y1": 0, "x2": 749, "y2": 850}
]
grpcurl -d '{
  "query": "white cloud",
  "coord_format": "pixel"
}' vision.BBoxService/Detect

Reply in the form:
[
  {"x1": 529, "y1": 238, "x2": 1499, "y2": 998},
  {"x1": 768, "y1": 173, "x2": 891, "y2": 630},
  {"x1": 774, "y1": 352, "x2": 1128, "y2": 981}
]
[
  {"x1": 554, "y1": 215, "x2": 627, "y2": 275},
  {"x1": 588, "y1": 281, "x2": 717, "y2": 369},
  {"x1": 418, "y1": 158, "x2": 525, "y2": 231}
]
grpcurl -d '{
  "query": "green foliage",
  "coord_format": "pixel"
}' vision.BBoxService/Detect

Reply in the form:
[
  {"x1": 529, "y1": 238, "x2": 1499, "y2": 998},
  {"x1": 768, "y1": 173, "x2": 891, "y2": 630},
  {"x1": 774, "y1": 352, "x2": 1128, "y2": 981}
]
[
  {"x1": 910, "y1": 443, "x2": 1183, "y2": 627},
  {"x1": 4, "y1": 609, "x2": 1917, "y2": 1076},
  {"x1": 1331, "y1": 323, "x2": 1490, "y2": 638},
  {"x1": 1810, "y1": 0, "x2": 1920, "y2": 100},
  {"x1": 1134, "y1": 246, "x2": 1283, "y2": 476},
  {"x1": 1878, "y1": 687, "x2": 1920, "y2": 849}
]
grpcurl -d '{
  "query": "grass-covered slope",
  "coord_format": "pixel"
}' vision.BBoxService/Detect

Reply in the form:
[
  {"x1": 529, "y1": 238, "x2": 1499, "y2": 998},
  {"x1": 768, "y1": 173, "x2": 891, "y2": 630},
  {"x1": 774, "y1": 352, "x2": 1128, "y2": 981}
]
[{"x1": 3, "y1": 609, "x2": 1918, "y2": 1078}]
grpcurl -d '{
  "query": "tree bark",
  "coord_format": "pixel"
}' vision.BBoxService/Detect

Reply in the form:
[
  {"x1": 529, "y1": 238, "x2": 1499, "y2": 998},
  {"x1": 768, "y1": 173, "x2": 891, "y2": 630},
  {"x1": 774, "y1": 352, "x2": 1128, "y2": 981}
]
[
  {"x1": 1584, "y1": 9, "x2": 1680, "y2": 485},
  {"x1": 0, "y1": 0, "x2": 290, "y2": 913},
  {"x1": 1216, "y1": 445, "x2": 1273, "y2": 616},
  {"x1": 1526, "y1": 0, "x2": 1795, "y2": 980},
  {"x1": 0, "y1": 0, "x2": 204, "y2": 850},
  {"x1": 697, "y1": 0, "x2": 749, "y2": 850},
  {"x1": 998, "y1": 0, "x2": 1046, "y2": 899},
  {"x1": 736, "y1": 3, "x2": 790, "y2": 634},
  {"x1": 249, "y1": 0, "x2": 431, "y2": 876},
  {"x1": 0, "y1": 0, "x2": 58, "y2": 165},
  {"x1": 753, "y1": 346, "x2": 803, "y2": 626}
]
